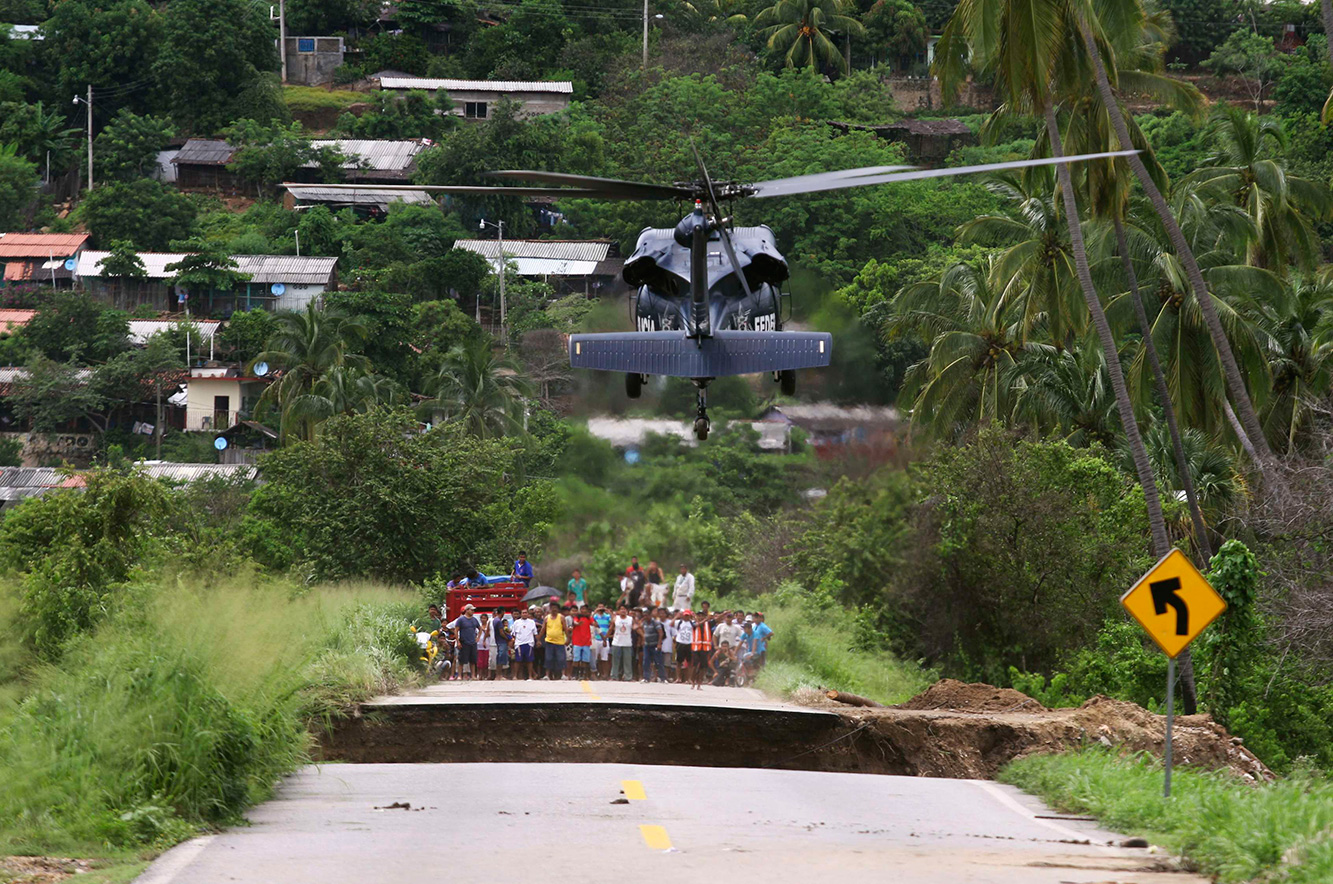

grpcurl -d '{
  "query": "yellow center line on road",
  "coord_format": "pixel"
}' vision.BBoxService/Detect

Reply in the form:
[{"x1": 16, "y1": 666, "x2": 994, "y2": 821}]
[
  {"x1": 621, "y1": 780, "x2": 646, "y2": 801},
  {"x1": 639, "y1": 824, "x2": 672, "y2": 850},
  {"x1": 580, "y1": 680, "x2": 601, "y2": 700}
]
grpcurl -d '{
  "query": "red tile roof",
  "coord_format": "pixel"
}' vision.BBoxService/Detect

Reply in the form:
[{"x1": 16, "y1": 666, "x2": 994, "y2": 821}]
[
  {"x1": 0, "y1": 233, "x2": 90, "y2": 258},
  {"x1": 0, "y1": 310, "x2": 36, "y2": 332}
]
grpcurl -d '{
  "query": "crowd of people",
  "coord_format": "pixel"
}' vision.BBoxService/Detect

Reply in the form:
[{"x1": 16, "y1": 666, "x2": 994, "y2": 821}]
[{"x1": 416, "y1": 557, "x2": 775, "y2": 690}]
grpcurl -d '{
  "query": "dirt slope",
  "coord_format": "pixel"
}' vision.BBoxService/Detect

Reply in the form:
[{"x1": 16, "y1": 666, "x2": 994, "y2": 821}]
[{"x1": 801, "y1": 679, "x2": 1273, "y2": 782}]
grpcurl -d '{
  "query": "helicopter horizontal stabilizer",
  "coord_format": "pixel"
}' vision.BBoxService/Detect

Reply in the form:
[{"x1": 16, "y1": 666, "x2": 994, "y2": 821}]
[{"x1": 568, "y1": 331, "x2": 832, "y2": 378}]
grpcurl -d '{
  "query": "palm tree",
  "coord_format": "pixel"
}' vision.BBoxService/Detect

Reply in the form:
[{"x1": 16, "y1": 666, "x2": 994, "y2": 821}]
[
  {"x1": 890, "y1": 259, "x2": 1044, "y2": 435},
  {"x1": 937, "y1": 0, "x2": 1202, "y2": 708},
  {"x1": 683, "y1": 0, "x2": 749, "y2": 27},
  {"x1": 418, "y1": 337, "x2": 531, "y2": 438},
  {"x1": 1074, "y1": 15, "x2": 1283, "y2": 483},
  {"x1": 958, "y1": 169, "x2": 1088, "y2": 349},
  {"x1": 256, "y1": 303, "x2": 369, "y2": 442},
  {"x1": 1108, "y1": 194, "x2": 1276, "y2": 441},
  {"x1": 286, "y1": 368, "x2": 405, "y2": 430},
  {"x1": 755, "y1": 0, "x2": 864, "y2": 74},
  {"x1": 1240, "y1": 273, "x2": 1333, "y2": 453},
  {"x1": 1182, "y1": 107, "x2": 1333, "y2": 275},
  {"x1": 1011, "y1": 344, "x2": 1119, "y2": 447}
]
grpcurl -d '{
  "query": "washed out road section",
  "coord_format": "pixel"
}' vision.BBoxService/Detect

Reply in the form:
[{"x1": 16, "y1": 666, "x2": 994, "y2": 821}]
[{"x1": 137, "y1": 763, "x2": 1205, "y2": 884}]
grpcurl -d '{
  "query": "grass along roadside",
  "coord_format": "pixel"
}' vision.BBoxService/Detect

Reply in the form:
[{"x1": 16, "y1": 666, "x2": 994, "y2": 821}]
[
  {"x1": 0, "y1": 575, "x2": 422, "y2": 863},
  {"x1": 1002, "y1": 749, "x2": 1333, "y2": 883},
  {"x1": 713, "y1": 593, "x2": 933, "y2": 705}
]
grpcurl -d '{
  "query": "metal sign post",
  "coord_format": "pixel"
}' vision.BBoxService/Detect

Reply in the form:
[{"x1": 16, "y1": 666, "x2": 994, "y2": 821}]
[
  {"x1": 1164, "y1": 656, "x2": 1175, "y2": 798},
  {"x1": 1121, "y1": 548, "x2": 1225, "y2": 802}
]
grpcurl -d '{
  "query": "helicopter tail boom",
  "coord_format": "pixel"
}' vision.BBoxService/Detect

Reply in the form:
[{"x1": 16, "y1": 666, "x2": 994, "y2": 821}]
[{"x1": 568, "y1": 330, "x2": 832, "y2": 378}]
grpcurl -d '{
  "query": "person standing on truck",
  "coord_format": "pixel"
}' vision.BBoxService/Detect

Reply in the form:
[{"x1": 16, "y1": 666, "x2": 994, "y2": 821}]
[
  {"x1": 512, "y1": 552, "x2": 534, "y2": 587},
  {"x1": 541, "y1": 601, "x2": 567, "y2": 680},
  {"x1": 672, "y1": 564, "x2": 695, "y2": 611},
  {"x1": 453, "y1": 604, "x2": 481, "y2": 681}
]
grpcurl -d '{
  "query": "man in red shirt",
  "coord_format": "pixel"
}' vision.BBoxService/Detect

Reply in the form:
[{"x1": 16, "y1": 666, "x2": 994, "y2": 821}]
[{"x1": 570, "y1": 604, "x2": 596, "y2": 681}]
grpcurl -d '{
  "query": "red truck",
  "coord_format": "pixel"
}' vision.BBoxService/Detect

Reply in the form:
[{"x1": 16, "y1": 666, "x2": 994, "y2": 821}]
[{"x1": 444, "y1": 580, "x2": 532, "y2": 622}]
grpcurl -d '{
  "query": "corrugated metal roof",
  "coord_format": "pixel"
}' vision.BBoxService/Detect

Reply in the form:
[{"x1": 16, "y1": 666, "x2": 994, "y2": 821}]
[
  {"x1": 172, "y1": 139, "x2": 236, "y2": 166},
  {"x1": 286, "y1": 185, "x2": 434, "y2": 207},
  {"x1": 0, "y1": 464, "x2": 255, "y2": 501},
  {"x1": 79, "y1": 251, "x2": 337, "y2": 285},
  {"x1": 455, "y1": 240, "x2": 612, "y2": 262},
  {"x1": 232, "y1": 255, "x2": 338, "y2": 285},
  {"x1": 78, "y1": 251, "x2": 191, "y2": 279},
  {"x1": 306, "y1": 140, "x2": 424, "y2": 172},
  {"x1": 378, "y1": 77, "x2": 573, "y2": 94},
  {"x1": 0, "y1": 233, "x2": 89, "y2": 258},
  {"x1": 128, "y1": 319, "x2": 223, "y2": 345}
]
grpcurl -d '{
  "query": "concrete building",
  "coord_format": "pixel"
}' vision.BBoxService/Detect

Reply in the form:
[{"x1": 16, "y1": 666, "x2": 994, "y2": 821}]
[
  {"x1": 826, "y1": 119, "x2": 976, "y2": 162},
  {"x1": 454, "y1": 239, "x2": 623, "y2": 295},
  {"x1": 376, "y1": 77, "x2": 573, "y2": 119},
  {"x1": 77, "y1": 251, "x2": 339, "y2": 315},
  {"x1": 284, "y1": 36, "x2": 346, "y2": 86},
  {"x1": 183, "y1": 366, "x2": 269, "y2": 432},
  {"x1": 0, "y1": 233, "x2": 89, "y2": 287}
]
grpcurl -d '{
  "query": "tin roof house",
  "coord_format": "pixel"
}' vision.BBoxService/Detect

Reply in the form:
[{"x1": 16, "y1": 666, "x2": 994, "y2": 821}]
[
  {"x1": 77, "y1": 250, "x2": 339, "y2": 315},
  {"x1": 454, "y1": 239, "x2": 623, "y2": 295},
  {"x1": 0, "y1": 233, "x2": 90, "y2": 287},
  {"x1": 171, "y1": 139, "x2": 242, "y2": 191}
]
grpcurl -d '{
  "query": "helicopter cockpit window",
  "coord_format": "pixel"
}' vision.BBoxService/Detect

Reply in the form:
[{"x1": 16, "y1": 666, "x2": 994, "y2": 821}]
[{"x1": 465, "y1": 102, "x2": 488, "y2": 120}]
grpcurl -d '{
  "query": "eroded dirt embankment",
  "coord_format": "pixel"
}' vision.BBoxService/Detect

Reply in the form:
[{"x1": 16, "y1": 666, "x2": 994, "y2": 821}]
[{"x1": 318, "y1": 679, "x2": 1271, "y2": 781}]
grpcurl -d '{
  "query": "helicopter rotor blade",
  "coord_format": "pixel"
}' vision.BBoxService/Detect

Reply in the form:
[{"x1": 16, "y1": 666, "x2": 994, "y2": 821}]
[
  {"x1": 748, "y1": 164, "x2": 916, "y2": 192},
  {"x1": 484, "y1": 170, "x2": 696, "y2": 201},
  {"x1": 747, "y1": 150, "x2": 1141, "y2": 198},
  {"x1": 280, "y1": 182, "x2": 652, "y2": 200},
  {"x1": 689, "y1": 140, "x2": 755, "y2": 302}
]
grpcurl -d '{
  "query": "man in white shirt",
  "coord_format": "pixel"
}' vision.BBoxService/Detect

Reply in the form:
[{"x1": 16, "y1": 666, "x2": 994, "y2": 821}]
[
  {"x1": 715, "y1": 612, "x2": 743, "y2": 653},
  {"x1": 672, "y1": 564, "x2": 695, "y2": 611},
  {"x1": 510, "y1": 609, "x2": 539, "y2": 680},
  {"x1": 609, "y1": 605, "x2": 635, "y2": 681}
]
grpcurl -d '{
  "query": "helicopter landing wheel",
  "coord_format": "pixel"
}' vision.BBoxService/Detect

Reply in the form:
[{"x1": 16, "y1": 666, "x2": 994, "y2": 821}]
[
  {"x1": 626, "y1": 372, "x2": 644, "y2": 399},
  {"x1": 694, "y1": 383, "x2": 710, "y2": 440},
  {"x1": 779, "y1": 369, "x2": 796, "y2": 396}
]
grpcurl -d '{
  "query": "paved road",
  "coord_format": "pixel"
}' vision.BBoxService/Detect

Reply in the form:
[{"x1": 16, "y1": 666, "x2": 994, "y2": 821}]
[
  {"x1": 136, "y1": 763, "x2": 1205, "y2": 884},
  {"x1": 372, "y1": 675, "x2": 828, "y2": 713}
]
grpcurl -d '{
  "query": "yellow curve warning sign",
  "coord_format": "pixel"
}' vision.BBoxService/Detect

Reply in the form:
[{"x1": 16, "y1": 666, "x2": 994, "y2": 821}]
[{"x1": 1121, "y1": 549, "x2": 1226, "y2": 658}]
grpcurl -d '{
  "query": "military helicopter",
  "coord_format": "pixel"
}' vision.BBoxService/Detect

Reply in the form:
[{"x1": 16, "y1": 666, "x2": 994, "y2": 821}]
[{"x1": 289, "y1": 146, "x2": 1134, "y2": 439}]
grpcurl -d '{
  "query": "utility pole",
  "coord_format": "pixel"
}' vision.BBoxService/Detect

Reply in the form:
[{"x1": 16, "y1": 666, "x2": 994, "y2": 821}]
[
  {"x1": 155, "y1": 377, "x2": 162, "y2": 460},
  {"x1": 642, "y1": 0, "x2": 649, "y2": 69},
  {"x1": 73, "y1": 87, "x2": 93, "y2": 190},
  {"x1": 479, "y1": 218, "x2": 506, "y2": 342},
  {"x1": 279, "y1": 0, "x2": 288, "y2": 83}
]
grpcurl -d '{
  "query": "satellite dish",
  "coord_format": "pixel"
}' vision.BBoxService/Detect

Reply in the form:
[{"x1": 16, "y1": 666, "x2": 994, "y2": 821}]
[
  {"x1": 63, "y1": 258, "x2": 77, "y2": 271},
  {"x1": 214, "y1": 436, "x2": 228, "y2": 450},
  {"x1": 270, "y1": 283, "x2": 286, "y2": 296},
  {"x1": 253, "y1": 361, "x2": 269, "y2": 377}
]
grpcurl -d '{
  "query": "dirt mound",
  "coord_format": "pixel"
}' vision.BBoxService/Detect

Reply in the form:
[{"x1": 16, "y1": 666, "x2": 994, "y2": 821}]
[
  {"x1": 897, "y1": 679, "x2": 1048, "y2": 714},
  {"x1": 811, "y1": 681, "x2": 1274, "y2": 782}
]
